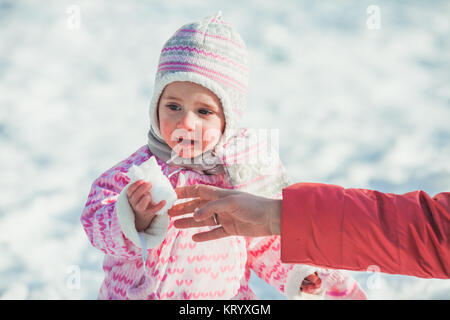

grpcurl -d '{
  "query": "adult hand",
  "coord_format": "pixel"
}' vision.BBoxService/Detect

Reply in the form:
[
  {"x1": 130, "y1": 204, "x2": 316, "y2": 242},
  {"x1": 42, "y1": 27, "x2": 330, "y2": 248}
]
[{"x1": 168, "y1": 185, "x2": 282, "y2": 241}]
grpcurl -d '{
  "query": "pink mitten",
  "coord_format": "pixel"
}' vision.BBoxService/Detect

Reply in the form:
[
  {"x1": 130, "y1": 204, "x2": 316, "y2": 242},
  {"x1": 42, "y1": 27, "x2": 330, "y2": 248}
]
[{"x1": 319, "y1": 270, "x2": 367, "y2": 300}]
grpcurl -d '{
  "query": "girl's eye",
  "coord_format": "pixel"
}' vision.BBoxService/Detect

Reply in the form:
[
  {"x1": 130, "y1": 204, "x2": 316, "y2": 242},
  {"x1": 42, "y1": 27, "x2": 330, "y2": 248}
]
[
  {"x1": 167, "y1": 104, "x2": 181, "y2": 111},
  {"x1": 198, "y1": 109, "x2": 213, "y2": 115}
]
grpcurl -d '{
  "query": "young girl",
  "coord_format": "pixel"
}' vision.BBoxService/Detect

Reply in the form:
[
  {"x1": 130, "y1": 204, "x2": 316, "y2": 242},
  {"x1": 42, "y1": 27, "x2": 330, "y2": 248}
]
[{"x1": 81, "y1": 11, "x2": 366, "y2": 300}]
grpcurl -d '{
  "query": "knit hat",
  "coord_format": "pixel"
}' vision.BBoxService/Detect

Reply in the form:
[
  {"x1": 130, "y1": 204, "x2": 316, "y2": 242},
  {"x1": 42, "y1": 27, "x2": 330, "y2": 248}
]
[
  {"x1": 148, "y1": 11, "x2": 249, "y2": 155},
  {"x1": 147, "y1": 12, "x2": 290, "y2": 198}
]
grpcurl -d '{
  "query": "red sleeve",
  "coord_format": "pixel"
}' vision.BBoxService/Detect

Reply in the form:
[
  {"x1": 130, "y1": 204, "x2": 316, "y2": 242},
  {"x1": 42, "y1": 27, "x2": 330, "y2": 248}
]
[{"x1": 280, "y1": 183, "x2": 450, "y2": 279}]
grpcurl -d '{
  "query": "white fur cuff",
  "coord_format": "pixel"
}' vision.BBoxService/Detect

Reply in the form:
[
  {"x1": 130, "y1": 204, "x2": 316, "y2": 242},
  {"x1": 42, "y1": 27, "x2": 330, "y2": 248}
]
[
  {"x1": 116, "y1": 183, "x2": 169, "y2": 249},
  {"x1": 285, "y1": 265, "x2": 321, "y2": 300}
]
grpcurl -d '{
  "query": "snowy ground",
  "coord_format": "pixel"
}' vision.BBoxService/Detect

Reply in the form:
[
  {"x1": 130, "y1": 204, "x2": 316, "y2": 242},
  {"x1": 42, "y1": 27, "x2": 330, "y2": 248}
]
[{"x1": 0, "y1": 0, "x2": 449, "y2": 299}]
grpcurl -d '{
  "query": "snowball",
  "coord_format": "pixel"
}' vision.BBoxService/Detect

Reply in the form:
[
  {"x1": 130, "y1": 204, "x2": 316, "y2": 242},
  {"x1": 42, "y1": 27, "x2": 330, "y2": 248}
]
[
  {"x1": 127, "y1": 156, "x2": 177, "y2": 216},
  {"x1": 115, "y1": 156, "x2": 177, "y2": 250}
]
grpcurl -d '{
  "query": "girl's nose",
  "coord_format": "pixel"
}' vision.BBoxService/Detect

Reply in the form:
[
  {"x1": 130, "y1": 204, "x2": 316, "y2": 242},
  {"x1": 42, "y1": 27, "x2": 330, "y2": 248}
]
[{"x1": 178, "y1": 111, "x2": 199, "y2": 131}]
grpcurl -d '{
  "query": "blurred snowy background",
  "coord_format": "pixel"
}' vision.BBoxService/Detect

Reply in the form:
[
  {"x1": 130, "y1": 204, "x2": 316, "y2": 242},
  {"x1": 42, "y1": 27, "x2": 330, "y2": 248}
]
[{"x1": 0, "y1": 0, "x2": 449, "y2": 299}]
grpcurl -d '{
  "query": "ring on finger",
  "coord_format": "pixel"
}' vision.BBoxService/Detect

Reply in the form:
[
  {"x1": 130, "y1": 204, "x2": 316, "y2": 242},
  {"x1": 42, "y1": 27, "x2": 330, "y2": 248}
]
[{"x1": 213, "y1": 213, "x2": 220, "y2": 225}]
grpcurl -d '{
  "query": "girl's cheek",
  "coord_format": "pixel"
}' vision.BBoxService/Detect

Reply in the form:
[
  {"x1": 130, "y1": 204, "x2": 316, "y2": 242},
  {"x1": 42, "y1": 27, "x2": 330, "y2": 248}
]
[
  {"x1": 204, "y1": 125, "x2": 222, "y2": 141},
  {"x1": 160, "y1": 122, "x2": 174, "y2": 145},
  {"x1": 201, "y1": 128, "x2": 221, "y2": 151}
]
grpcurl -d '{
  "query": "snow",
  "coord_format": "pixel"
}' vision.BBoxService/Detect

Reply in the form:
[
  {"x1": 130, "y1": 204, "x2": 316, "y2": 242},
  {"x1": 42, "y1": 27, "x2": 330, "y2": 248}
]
[
  {"x1": 0, "y1": 0, "x2": 449, "y2": 299},
  {"x1": 127, "y1": 156, "x2": 177, "y2": 216}
]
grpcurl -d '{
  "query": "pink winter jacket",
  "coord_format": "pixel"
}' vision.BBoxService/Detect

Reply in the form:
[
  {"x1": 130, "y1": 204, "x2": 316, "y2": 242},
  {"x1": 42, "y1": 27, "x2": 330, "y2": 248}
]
[{"x1": 81, "y1": 145, "x2": 299, "y2": 299}]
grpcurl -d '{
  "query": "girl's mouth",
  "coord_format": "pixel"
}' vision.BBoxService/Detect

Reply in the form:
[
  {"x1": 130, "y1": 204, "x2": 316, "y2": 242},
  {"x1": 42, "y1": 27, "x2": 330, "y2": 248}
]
[{"x1": 176, "y1": 137, "x2": 198, "y2": 146}]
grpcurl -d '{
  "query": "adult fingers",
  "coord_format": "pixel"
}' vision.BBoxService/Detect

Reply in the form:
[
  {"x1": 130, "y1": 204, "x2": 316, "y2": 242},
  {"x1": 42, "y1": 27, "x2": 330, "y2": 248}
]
[
  {"x1": 193, "y1": 196, "x2": 236, "y2": 221},
  {"x1": 174, "y1": 185, "x2": 202, "y2": 199},
  {"x1": 168, "y1": 199, "x2": 207, "y2": 217},
  {"x1": 174, "y1": 184, "x2": 235, "y2": 201},
  {"x1": 173, "y1": 216, "x2": 216, "y2": 229},
  {"x1": 191, "y1": 227, "x2": 229, "y2": 242}
]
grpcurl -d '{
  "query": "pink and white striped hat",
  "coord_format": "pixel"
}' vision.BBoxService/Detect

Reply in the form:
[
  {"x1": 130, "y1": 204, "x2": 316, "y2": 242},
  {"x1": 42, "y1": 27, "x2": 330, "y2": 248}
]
[
  {"x1": 147, "y1": 13, "x2": 290, "y2": 195},
  {"x1": 149, "y1": 10, "x2": 249, "y2": 144}
]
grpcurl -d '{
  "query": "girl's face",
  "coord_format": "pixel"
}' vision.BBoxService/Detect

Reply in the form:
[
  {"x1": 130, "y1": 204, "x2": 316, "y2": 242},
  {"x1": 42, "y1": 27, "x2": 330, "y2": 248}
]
[{"x1": 158, "y1": 81, "x2": 226, "y2": 159}]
